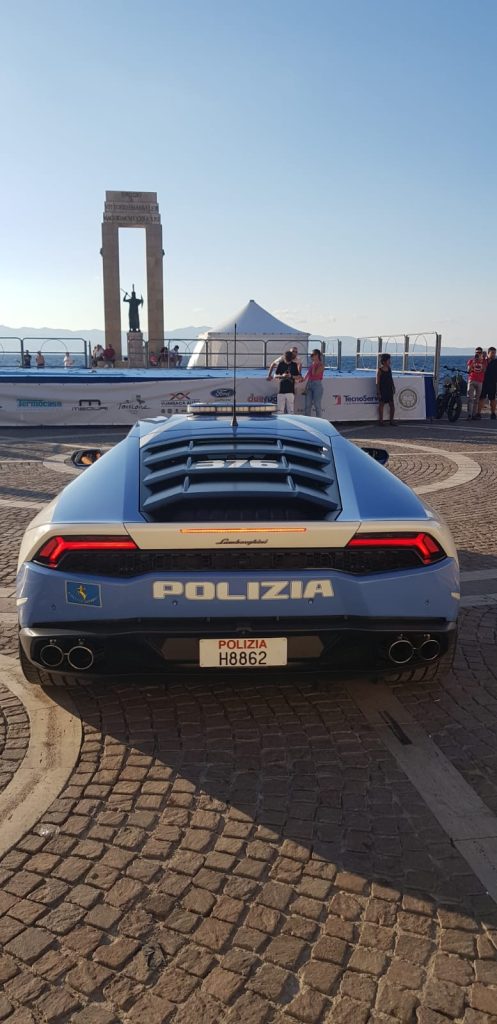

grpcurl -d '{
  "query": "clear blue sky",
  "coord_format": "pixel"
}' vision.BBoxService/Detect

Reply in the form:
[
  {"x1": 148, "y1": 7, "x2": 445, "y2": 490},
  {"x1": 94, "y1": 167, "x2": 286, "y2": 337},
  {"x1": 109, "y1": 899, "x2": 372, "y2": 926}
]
[{"x1": 1, "y1": 0, "x2": 495, "y2": 346}]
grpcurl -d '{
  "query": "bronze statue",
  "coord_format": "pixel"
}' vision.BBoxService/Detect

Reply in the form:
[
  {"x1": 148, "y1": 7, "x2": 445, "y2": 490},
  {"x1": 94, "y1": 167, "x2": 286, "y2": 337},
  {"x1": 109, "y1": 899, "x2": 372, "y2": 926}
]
[{"x1": 123, "y1": 285, "x2": 144, "y2": 332}]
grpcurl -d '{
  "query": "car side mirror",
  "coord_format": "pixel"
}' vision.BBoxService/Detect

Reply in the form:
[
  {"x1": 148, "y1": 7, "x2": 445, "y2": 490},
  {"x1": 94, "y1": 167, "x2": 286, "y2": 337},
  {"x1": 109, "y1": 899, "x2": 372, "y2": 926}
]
[
  {"x1": 361, "y1": 447, "x2": 389, "y2": 466},
  {"x1": 71, "y1": 448, "x2": 103, "y2": 468}
]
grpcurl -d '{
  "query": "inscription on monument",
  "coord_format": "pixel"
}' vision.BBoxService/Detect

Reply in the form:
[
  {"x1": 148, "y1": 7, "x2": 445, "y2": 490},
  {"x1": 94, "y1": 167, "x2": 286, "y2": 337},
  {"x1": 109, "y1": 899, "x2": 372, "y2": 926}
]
[
  {"x1": 103, "y1": 214, "x2": 161, "y2": 224},
  {"x1": 105, "y1": 203, "x2": 159, "y2": 213}
]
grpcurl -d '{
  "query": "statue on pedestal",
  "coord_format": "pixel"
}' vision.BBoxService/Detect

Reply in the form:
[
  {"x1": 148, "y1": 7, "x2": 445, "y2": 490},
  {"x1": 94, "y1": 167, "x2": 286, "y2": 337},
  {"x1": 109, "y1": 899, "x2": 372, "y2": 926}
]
[{"x1": 123, "y1": 285, "x2": 144, "y2": 332}]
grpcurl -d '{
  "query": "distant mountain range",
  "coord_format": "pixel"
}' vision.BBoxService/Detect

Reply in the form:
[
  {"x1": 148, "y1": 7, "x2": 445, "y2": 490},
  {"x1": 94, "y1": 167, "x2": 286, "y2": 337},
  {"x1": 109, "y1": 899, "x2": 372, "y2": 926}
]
[
  {"x1": 0, "y1": 325, "x2": 466, "y2": 356},
  {"x1": 0, "y1": 325, "x2": 210, "y2": 349}
]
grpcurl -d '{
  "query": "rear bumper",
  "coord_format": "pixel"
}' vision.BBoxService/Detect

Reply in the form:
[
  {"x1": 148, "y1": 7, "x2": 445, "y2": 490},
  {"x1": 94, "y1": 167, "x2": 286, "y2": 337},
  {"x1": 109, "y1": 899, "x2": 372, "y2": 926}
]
[{"x1": 20, "y1": 616, "x2": 457, "y2": 678}]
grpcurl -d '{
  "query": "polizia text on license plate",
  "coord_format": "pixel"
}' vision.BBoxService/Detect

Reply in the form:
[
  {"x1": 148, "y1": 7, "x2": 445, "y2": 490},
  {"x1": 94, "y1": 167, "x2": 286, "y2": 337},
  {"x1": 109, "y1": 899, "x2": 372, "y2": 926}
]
[{"x1": 199, "y1": 637, "x2": 287, "y2": 668}]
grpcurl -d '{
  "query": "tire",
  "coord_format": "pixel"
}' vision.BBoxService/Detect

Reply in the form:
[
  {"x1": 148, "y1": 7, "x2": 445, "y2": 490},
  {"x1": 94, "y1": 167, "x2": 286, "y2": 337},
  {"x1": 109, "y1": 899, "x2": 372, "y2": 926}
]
[
  {"x1": 18, "y1": 643, "x2": 95, "y2": 689},
  {"x1": 447, "y1": 394, "x2": 462, "y2": 422},
  {"x1": 435, "y1": 395, "x2": 446, "y2": 419}
]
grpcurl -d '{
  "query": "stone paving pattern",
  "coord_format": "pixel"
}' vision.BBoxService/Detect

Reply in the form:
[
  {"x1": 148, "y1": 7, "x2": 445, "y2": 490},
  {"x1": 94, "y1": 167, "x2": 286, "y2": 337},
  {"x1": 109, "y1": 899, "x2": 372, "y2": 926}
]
[
  {"x1": 1, "y1": 422, "x2": 497, "y2": 1022},
  {"x1": 0, "y1": 683, "x2": 29, "y2": 795}
]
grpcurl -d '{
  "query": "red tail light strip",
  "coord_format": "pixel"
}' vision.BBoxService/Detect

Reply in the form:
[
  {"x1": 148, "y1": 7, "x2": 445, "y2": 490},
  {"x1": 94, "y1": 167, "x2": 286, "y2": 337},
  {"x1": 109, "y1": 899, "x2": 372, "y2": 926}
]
[
  {"x1": 35, "y1": 536, "x2": 137, "y2": 568},
  {"x1": 347, "y1": 532, "x2": 445, "y2": 565}
]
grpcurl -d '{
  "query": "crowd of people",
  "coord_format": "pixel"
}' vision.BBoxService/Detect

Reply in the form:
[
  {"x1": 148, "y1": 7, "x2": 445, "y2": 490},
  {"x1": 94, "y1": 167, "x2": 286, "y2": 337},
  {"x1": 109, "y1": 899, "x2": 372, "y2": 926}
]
[
  {"x1": 267, "y1": 345, "x2": 324, "y2": 416},
  {"x1": 158, "y1": 344, "x2": 182, "y2": 367},
  {"x1": 22, "y1": 349, "x2": 74, "y2": 368},
  {"x1": 91, "y1": 343, "x2": 115, "y2": 368},
  {"x1": 18, "y1": 342, "x2": 497, "y2": 425}
]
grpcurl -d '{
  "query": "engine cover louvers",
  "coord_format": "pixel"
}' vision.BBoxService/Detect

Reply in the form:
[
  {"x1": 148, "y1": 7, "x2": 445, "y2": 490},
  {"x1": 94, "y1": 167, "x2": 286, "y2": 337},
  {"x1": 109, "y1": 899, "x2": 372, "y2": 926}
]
[{"x1": 139, "y1": 432, "x2": 341, "y2": 522}]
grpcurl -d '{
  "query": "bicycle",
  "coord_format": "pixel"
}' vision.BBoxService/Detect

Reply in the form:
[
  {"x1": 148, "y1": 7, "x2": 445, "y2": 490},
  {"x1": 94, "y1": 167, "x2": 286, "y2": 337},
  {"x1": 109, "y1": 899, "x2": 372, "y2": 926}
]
[{"x1": 435, "y1": 366, "x2": 466, "y2": 422}]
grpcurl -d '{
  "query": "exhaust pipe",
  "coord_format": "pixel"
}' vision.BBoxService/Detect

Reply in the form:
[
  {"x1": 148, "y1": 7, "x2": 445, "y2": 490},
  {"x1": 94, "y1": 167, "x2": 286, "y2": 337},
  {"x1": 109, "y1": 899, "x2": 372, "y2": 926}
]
[
  {"x1": 418, "y1": 637, "x2": 441, "y2": 662},
  {"x1": 67, "y1": 644, "x2": 94, "y2": 671},
  {"x1": 388, "y1": 636, "x2": 415, "y2": 665},
  {"x1": 39, "y1": 642, "x2": 64, "y2": 668}
]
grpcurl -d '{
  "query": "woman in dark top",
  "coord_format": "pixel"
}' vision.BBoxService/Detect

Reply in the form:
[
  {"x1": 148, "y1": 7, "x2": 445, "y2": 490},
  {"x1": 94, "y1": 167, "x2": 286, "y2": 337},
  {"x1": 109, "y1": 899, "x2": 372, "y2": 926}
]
[
  {"x1": 477, "y1": 346, "x2": 497, "y2": 420},
  {"x1": 376, "y1": 353, "x2": 396, "y2": 425}
]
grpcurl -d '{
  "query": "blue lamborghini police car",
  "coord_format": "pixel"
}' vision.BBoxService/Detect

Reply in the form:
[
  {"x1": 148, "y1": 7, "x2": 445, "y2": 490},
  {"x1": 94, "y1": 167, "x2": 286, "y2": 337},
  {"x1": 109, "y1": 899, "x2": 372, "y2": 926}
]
[{"x1": 17, "y1": 404, "x2": 459, "y2": 686}]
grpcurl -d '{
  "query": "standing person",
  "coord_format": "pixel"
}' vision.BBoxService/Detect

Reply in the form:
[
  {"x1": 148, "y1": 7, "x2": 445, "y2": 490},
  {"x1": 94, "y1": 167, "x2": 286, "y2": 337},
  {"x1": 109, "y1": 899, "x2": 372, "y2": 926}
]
[
  {"x1": 275, "y1": 349, "x2": 300, "y2": 414},
  {"x1": 35, "y1": 351, "x2": 45, "y2": 369},
  {"x1": 63, "y1": 353, "x2": 74, "y2": 368},
  {"x1": 376, "y1": 353, "x2": 396, "y2": 425},
  {"x1": 303, "y1": 349, "x2": 325, "y2": 417},
  {"x1": 267, "y1": 345, "x2": 302, "y2": 380},
  {"x1": 478, "y1": 346, "x2": 497, "y2": 420},
  {"x1": 466, "y1": 346, "x2": 486, "y2": 420},
  {"x1": 23, "y1": 350, "x2": 31, "y2": 368}
]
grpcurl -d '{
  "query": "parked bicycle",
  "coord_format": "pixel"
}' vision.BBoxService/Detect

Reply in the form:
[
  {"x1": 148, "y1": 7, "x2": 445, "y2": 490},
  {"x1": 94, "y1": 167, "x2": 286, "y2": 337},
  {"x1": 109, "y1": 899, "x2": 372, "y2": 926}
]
[{"x1": 435, "y1": 366, "x2": 467, "y2": 422}]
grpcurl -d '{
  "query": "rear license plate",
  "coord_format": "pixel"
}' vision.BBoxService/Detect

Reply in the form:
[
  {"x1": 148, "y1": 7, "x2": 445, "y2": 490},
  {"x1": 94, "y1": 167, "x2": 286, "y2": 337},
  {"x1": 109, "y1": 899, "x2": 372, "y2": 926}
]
[{"x1": 199, "y1": 637, "x2": 287, "y2": 668}]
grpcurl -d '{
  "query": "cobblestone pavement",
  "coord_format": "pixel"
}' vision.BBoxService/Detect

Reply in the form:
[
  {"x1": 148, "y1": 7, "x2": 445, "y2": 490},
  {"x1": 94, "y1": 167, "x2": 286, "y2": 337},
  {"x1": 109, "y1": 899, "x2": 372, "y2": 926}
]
[
  {"x1": 1, "y1": 421, "x2": 497, "y2": 1023},
  {"x1": 0, "y1": 683, "x2": 29, "y2": 796}
]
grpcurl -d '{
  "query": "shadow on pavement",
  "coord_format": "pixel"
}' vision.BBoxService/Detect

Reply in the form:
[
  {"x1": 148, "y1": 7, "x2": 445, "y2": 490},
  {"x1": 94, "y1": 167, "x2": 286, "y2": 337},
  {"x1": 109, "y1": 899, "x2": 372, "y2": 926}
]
[{"x1": 42, "y1": 668, "x2": 497, "y2": 935}]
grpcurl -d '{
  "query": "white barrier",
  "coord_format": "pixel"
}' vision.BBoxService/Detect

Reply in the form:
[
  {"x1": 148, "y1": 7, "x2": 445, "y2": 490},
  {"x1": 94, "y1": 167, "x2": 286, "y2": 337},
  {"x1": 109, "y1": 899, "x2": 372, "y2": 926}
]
[{"x1": 0, "y1": 373, "x2": 426, "y2": 426}]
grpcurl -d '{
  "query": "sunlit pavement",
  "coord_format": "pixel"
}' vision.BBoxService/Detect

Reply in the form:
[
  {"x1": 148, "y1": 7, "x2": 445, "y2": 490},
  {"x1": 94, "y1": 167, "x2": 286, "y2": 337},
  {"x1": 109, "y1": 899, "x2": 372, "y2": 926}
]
[{"x1": 1, "y1": 419, "x2": 497, "y2": 1023}]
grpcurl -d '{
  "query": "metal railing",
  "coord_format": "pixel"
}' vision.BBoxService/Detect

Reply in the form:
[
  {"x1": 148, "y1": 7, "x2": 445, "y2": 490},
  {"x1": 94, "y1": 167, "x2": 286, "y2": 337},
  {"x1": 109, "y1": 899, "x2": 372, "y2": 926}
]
[
  {"x1": 0, "y1": 333, "x2": 443, "y2": 383},
  {"x1": 0, "y1": 337, "x2": 90, "y2": 368},
  {"x1": 352, "y1": 333, "x2": 442, "y2": 384},
  {"x1": 145, "y1": 338, "x2": 326, "y2": 370}
]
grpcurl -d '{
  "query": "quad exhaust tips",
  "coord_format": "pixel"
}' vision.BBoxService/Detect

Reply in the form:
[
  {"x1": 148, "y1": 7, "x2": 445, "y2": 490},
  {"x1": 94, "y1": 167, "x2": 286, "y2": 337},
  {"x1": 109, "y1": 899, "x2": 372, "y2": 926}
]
[
  {"x1": 39, "y1": 641, "x2": 94, "y2": 671},
  {"x1": 39, "y1": 642, "x2": 64, "y2": 668},
  {"x1": 67, "y1": 644, "x2": 94, "y2": 671},
  {"x1": 388, "y1": 637, "x2": 415, "y2": 665},
  {"x1": 418, "y1": 637, "x2": 441, "y2": 662},
  {"x1": 388, "y1": 634, "x2": 441, "y2": 665}
]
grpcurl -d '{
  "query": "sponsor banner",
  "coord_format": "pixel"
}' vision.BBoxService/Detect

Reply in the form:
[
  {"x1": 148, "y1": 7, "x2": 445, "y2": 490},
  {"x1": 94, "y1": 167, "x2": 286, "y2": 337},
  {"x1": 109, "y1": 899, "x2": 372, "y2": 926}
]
[
  {"x1": 323, "y1": 376, "x2": 425, "y2": 421},
  {"x1": 0, "y1": 374, "x2": 426, "y2": 426}
]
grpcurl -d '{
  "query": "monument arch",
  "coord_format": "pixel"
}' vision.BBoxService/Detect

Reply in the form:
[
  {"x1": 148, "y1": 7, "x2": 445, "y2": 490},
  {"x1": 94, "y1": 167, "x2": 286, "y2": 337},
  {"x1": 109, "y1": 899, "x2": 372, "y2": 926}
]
[{"x1": 101, "y1": 191, "x2": 164, "y2": 360}]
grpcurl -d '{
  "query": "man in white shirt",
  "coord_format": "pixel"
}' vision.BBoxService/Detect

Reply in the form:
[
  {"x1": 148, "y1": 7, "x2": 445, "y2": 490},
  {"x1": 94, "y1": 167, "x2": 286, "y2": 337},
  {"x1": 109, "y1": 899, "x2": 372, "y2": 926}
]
[{"x1": 267, "y1": 346, "x2": 301, "y2": 380}]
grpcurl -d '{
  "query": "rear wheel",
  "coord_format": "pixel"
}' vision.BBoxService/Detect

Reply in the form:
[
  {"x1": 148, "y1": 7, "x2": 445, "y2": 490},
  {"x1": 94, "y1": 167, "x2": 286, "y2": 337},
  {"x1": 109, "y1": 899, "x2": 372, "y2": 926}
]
[
  {"x1": 435, "y1": 394, "x2": 446, "y2": 419},
  {"x1": 447, "y1": 394, "x2": 462, "y2": 422}
]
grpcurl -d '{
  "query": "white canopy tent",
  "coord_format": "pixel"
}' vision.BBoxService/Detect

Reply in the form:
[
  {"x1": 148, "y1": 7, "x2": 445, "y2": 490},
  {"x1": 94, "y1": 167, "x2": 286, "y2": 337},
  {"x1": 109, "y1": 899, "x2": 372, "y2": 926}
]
[{"x1": 188, "y1": 299, "x2": 310, "y2": 369}]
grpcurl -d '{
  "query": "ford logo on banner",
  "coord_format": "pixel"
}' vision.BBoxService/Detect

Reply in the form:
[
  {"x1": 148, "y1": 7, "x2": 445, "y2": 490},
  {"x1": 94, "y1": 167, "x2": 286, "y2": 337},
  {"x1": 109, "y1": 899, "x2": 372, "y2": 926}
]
[{"x1": 211, "y1": 388, "x2": 235, "y2": 399}]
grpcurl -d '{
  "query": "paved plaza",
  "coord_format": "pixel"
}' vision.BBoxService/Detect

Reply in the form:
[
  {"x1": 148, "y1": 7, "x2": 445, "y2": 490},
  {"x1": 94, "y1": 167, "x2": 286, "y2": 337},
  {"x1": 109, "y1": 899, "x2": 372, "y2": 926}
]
[{"x1": 1, "y1": 419, "x2": 497, "y2": 1023}]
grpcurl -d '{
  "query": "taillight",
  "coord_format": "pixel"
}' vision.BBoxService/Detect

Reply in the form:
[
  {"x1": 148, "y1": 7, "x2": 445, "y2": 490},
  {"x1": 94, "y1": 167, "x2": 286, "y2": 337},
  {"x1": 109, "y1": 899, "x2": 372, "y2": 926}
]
[
  {"x1": 34, "y1": 535, "x2": 138, "y2": 569},
  {"x1": 346, "y1": 532, "x2": 446, "y2": 565}
]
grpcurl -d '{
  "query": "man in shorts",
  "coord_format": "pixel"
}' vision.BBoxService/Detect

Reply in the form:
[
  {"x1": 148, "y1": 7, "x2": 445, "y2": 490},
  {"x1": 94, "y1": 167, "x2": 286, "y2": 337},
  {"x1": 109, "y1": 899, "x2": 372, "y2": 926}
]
[
  {"x1": 466, "y1": 347, "x2": 486, "y2": 420},
  {"x1": 477, "y1": 347, "x2": 497, "y2": 420}
]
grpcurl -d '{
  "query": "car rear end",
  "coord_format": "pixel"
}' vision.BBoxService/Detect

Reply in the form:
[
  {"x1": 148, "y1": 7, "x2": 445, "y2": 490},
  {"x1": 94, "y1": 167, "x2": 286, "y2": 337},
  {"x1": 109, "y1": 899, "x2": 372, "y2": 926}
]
[{"x1": 17, "y1": 407, "x2": 459, "y2": 681}]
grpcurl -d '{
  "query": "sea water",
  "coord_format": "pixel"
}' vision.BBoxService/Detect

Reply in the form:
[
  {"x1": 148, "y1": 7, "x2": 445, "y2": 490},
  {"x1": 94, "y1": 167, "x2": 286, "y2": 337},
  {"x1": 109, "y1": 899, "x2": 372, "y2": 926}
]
[{"x1": 0, "y1": 350, "x2": 471, "y2": 376}]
